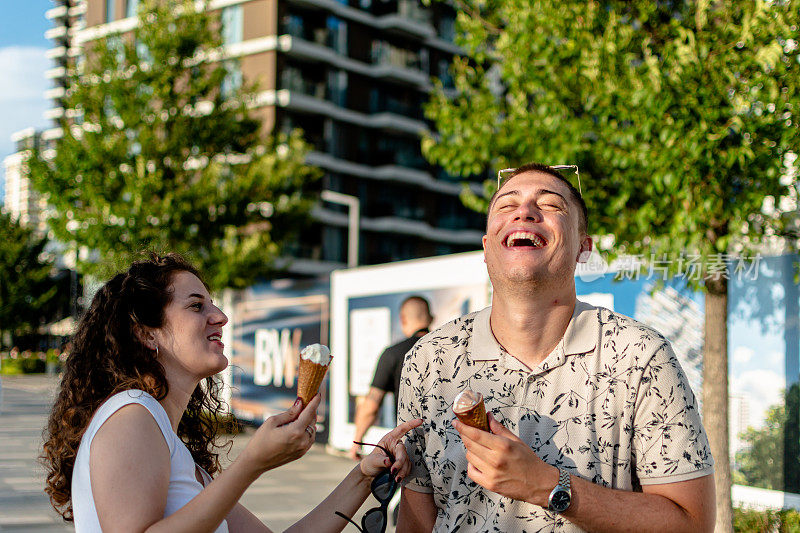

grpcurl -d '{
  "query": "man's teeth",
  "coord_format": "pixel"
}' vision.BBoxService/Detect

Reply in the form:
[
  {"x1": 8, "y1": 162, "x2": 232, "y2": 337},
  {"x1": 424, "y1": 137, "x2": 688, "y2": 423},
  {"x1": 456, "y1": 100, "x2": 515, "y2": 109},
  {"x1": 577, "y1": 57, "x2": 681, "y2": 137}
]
[
  {"x1": 505, "y1": 231, "x2": 545, "y2": 247},
  {"x1": 208, "y1": 334, "x2": 222, "y2": 341}
]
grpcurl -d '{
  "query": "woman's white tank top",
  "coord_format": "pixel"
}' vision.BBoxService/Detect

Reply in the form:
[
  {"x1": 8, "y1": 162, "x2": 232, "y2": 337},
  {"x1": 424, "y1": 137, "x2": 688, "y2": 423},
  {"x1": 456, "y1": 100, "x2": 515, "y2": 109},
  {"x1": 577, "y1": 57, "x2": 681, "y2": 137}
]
[{"x1": 71, "y1": 389, "x2": 229, "y2": 532}]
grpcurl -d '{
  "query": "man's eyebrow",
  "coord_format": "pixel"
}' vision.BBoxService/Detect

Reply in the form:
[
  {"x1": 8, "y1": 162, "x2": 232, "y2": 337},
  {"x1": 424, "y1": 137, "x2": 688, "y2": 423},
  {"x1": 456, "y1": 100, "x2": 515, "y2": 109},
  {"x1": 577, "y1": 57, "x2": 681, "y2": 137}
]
[
  {"x1": 495, "y1": 189, "x2": 520, "y2": 202},
  {"x1": 495, "y1": 188, "x2": 567, "y2": 204},
  {"x1": 539, "y1": 189, "x2": 567, "y2": 201},
  {"x1": 186, "y1": 293, "x2": 206, "y2": 300}
]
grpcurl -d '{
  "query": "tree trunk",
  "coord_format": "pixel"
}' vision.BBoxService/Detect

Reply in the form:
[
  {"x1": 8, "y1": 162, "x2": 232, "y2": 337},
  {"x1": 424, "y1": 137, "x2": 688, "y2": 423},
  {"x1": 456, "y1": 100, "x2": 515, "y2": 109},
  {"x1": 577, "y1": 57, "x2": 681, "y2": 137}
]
[{"x1": 704, "y1": 275, "x2": 733, "y2": 532}]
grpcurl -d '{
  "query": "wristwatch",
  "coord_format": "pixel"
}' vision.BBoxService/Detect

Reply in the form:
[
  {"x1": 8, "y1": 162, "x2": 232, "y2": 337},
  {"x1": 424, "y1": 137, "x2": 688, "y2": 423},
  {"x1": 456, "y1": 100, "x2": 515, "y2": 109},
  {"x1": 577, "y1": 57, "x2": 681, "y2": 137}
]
[{"x1": 547, "y1": 468, "x2": 572, "y2": 513}]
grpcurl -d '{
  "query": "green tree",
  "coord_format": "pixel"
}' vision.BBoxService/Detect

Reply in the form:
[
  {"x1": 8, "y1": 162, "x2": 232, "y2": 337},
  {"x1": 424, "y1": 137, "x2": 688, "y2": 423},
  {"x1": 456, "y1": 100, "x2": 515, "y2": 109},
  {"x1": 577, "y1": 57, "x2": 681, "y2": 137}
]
[
  {"x1": 736, "y1": 385, "x2": 800, "y2": 493},
  {"x1": 27, "y1": 0, "x2": 320, "y2": 290},
  {"x1": 423, "y1": 1, "x2": 800, "y2": 529},
  {"x1": 0, "y1": 213, "x2": 64, "y2": 348}
]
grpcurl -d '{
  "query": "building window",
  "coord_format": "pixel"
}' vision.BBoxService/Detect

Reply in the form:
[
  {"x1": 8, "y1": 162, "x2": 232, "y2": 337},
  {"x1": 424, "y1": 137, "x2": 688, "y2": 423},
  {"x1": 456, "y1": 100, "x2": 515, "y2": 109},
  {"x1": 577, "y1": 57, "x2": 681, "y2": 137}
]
[
  {"x1": 221, "y1": 60, "x2": 243, "y2": 97},
  {"x1": 136, "y1": 39, "x2": 152, "y2": 66},
  {"x1": 327, "y1": 16, "x2": 346, "y2": 53},
  {"x1": 282, "y1": 14, "x2": 304, "y2": 38},
  {"x1": 107, "y1": 35, "x2": 125, "y2": 64},
  {"x1": 126, "y1": 0, "x2": 140, "y2": 18},
  {"x1": 221, "y1": 5, "x2": 244, "y2": 45},
  {"x1": 437, "y1": 13, "x2": 456, "y2": 42},
  {"x1": 106, "y1": 0, "x2": 115, "y2": 22}
]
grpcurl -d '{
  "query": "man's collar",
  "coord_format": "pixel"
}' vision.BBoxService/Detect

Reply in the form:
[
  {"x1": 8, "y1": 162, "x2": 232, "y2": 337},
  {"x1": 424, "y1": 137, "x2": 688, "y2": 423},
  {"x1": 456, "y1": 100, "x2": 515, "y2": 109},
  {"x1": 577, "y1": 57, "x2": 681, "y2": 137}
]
[
  {"x1": 412, "y1": 328, "x2": 429, "y2": 338},
  {"x1": 468, "y1": 301, "x2": 600, "y2": 370}
]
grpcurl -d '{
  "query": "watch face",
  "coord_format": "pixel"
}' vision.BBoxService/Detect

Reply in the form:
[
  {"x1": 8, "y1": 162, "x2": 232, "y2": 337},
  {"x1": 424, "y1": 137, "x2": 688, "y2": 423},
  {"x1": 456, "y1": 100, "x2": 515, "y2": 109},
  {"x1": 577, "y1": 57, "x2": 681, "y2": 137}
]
[{"x1": 550, "y1": 489, "x2": 571, "y2": 512}]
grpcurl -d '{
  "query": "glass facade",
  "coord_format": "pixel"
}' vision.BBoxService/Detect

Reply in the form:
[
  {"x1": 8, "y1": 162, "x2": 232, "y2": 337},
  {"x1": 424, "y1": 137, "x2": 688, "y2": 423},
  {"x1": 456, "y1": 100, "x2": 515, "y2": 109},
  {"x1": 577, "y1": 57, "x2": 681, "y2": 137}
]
[
  {"x1": 126, "y1": 0, "x2": 140, "y2": 18},
  {"x1": 221, "y1": 5, "x2": 243, "y2": 45}
]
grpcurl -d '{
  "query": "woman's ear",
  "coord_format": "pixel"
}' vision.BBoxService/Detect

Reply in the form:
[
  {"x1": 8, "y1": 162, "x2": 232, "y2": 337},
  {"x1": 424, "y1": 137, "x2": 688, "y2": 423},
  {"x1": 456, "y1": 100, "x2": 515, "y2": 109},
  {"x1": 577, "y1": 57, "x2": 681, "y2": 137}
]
[{"x1": 133, "y1": 324, "x2": 157, "y2": 351}]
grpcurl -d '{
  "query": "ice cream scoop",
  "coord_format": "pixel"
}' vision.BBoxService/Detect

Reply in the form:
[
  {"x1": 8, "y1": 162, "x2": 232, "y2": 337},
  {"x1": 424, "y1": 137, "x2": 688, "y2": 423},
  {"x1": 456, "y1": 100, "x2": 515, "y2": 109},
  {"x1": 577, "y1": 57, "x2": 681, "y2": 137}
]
[
  {"x1": 297, "y1": 343, "x2": 332, "y2": 407},
  {"x1": 453, "y1": 389, "x2": 489, "y2": 432}
]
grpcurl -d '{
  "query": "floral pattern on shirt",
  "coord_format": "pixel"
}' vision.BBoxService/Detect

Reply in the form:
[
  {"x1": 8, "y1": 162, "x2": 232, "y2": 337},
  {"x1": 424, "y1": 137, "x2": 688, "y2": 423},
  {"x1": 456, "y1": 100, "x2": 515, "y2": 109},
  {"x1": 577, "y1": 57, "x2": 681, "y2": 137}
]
[{"x1": 398, "y1": 304, "x2": 713, "y2": 533}]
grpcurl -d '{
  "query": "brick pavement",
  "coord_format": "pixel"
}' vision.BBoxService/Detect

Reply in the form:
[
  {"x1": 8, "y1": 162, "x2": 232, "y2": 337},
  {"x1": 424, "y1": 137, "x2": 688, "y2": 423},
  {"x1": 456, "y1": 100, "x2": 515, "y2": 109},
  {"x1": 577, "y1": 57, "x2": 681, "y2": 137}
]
[{"x1": 0, "y1": 375, "x2": 391, "y2": 532}]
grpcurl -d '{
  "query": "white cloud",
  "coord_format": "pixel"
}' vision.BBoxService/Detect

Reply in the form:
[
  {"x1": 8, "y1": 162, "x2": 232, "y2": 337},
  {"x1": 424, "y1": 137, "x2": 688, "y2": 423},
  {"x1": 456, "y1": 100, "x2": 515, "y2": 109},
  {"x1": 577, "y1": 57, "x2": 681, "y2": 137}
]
[
  {"x1": 731, "y1": 369, "x2": 785, "y2": 430},
  {"x1": 0, "y1": 46, "x2": 51, "y2": 102},
  {"x1": 768, "y1": 350, "x2": 784, "y2": 367},
  {"x1": 0, "y1": 46, "x2": 51, "y2": 202},
  {"x1": 733, "y1": 346, "x2": 754, "y2": 364}
]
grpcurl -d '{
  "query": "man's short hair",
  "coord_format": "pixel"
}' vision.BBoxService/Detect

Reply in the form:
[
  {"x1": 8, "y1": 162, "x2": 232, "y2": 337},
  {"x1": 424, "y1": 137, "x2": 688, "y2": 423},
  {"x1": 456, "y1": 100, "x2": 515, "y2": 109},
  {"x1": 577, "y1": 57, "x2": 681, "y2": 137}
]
[
  {"x1": 488, "y1": 162, "x2": 588, "y2": 234},
  {"x1": 401, "y1": 295, "x2": 433, "y2": 323}
]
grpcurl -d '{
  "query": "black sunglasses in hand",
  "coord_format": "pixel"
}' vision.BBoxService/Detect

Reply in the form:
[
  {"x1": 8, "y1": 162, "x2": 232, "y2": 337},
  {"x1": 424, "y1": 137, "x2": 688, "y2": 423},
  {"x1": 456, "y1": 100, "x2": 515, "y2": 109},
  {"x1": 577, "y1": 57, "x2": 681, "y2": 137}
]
[{"x1": 335, "y1": 441, "x2": 399, "y2": 533}]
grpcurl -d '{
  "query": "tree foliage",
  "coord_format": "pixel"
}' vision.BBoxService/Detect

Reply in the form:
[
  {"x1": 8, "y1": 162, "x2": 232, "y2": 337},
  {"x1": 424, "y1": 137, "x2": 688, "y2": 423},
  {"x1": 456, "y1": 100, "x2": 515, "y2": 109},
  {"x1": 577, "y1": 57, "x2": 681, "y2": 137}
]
[
  {"x1": 0, "y1": 213, "x2": 65, "y2": 348},
  {"x1": 423, "y1": 1, "x2": 800, "y2": 528},
  {"x1": 27, "y1": 0, "x2": 320, "y2": 290},
  {"x1": 736, "y1": 385, "x2": 800, "y2": 493},
  {"x1": 425, "y1": 0, "x2": 800, "y2": 269}
]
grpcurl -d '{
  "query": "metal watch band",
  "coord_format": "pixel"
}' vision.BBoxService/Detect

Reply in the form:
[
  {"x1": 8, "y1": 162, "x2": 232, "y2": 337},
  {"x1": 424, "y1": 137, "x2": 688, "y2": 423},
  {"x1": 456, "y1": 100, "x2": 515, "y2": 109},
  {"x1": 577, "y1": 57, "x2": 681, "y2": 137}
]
[{"x1": 558, "y1": 468, "x2": 570, "y2": 490}]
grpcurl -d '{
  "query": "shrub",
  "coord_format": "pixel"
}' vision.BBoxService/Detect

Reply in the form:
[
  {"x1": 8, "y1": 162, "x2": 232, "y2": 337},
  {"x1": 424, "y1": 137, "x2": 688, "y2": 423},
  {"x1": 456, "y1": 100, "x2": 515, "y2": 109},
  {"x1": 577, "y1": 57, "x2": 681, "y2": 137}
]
[
  {"x1": 734, "y1": 507, "x2": 800, "y2": 532},
  {"x1": 20, "y1": 356, "x2": 45, "y2": 374}
]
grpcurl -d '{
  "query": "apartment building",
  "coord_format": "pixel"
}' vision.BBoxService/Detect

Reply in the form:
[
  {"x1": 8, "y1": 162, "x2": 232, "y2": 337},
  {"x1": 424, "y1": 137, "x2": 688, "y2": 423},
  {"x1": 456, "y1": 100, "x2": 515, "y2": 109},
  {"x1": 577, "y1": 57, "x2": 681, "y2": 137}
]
[
  {"x1": 5, "y1": 0, "x2": 486, "y2": 275},
  {"x1": 2, "y1": 0, "x2": 84, "y2": 233}
]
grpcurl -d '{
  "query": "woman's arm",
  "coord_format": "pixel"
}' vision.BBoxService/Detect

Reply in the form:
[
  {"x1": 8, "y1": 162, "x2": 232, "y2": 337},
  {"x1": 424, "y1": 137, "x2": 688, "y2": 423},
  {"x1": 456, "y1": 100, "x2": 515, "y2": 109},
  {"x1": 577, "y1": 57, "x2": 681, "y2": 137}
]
[
  {"x1": 285, "y1": 419, "x2": 423, "y2": 533},
  {"x1": 91, "y1": 396, "x2": 319, "y2": 533},
  {"x1": 283, "y1": 464, "x2": 372, "y2": 533}
]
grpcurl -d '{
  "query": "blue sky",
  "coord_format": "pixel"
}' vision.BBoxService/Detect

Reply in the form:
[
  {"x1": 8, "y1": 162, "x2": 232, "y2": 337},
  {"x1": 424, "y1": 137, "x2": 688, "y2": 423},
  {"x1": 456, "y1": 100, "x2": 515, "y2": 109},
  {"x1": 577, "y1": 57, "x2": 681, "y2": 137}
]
[{"x1": 0, "y1": 1, "x2": 52, "y2": 203}]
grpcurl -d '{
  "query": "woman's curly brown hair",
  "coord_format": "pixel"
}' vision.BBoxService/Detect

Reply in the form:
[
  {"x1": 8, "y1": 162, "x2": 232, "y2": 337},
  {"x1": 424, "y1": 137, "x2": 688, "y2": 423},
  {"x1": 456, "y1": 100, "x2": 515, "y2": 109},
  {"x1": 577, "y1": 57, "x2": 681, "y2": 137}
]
[{"x1": 41, "y1": 253, "x2": 230, "y2": 521}]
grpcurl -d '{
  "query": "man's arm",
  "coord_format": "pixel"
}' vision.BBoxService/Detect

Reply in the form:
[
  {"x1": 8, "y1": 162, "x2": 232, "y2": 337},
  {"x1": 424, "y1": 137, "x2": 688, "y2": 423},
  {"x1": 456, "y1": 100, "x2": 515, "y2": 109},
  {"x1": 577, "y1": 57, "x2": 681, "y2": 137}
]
[
  {"x1": 396, "y1": 487, "x2": 437, "y2": 533},
  {"x1": 454, "y1": 415, "x2": 715, "y2": 533},
  {"x1": 566, "y1": 473, "x2": 714, "y2": 532},
  {"x1": 348, "y1": 387, "x2": 386, "y2": 459}
]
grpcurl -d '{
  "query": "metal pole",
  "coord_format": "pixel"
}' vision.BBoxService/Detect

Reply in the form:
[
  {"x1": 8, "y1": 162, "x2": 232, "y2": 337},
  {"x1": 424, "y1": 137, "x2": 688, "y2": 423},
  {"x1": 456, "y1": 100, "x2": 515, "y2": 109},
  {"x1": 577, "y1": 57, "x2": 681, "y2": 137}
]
[{"x1": 320, "y1": 190, "x2": 360, "y2": 268}]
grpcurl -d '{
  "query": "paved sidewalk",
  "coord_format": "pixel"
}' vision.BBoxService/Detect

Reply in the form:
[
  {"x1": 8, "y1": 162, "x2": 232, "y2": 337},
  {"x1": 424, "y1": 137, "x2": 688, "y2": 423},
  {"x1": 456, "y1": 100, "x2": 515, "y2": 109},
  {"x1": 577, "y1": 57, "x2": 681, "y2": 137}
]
[{"x1": 0, "y1": 375, "x2": 386, "y2": 532}]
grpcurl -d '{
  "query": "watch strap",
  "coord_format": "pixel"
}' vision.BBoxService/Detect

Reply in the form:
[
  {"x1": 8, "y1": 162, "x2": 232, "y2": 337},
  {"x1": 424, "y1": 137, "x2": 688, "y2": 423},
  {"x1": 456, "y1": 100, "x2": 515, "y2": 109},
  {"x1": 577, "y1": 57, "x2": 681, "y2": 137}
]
[
  {"x1": 558, "y1": 468, "x2": 570, "y2": 490},
  {"x1": 547, "y1": 467, "x2": 572, "y2": 513}
]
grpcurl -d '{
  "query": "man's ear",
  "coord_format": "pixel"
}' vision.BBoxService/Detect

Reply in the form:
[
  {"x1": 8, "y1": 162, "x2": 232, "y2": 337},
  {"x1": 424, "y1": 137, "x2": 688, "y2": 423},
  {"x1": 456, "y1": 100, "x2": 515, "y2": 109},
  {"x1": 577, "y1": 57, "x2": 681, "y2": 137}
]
[
  {"x1": 482, "y1": 234, "x2": 488, "y2": 264},
  {"x1": 577, "y1": 236, "x2": 593, "y2": 263}
]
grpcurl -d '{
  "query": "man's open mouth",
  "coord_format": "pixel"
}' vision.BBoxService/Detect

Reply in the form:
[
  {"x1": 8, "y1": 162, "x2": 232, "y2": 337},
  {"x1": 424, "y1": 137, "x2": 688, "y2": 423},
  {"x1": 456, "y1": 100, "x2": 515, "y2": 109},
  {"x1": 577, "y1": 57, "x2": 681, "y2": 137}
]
[{"x1": 504, "y1": 231, "x2": 547, "y2": 248}]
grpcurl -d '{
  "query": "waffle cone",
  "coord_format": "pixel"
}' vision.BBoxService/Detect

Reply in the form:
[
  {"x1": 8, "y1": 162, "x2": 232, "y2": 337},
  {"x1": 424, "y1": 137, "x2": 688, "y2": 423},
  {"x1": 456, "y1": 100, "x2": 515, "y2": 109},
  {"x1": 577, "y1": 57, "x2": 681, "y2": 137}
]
[
  {"x1": 297, "y1": 358, "x2": 329, "y2": 407},
  {"x1": 454, "y1": 400, "x2": 489, "y2": 432}
]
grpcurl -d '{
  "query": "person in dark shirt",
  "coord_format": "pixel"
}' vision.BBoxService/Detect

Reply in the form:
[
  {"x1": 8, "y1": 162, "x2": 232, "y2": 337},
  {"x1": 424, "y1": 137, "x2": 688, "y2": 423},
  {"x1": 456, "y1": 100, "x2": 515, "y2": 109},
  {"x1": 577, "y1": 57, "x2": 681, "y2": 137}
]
[{"x1": 348, "y1": 296, "x2": 433, "y2": 460}]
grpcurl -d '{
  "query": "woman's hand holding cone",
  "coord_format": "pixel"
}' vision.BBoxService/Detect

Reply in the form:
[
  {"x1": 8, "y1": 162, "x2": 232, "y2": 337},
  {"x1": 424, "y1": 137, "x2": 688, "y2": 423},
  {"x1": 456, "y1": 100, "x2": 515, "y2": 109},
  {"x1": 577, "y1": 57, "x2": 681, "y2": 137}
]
[{"x1": 241, "y1": 394, "x2": 321, "y2": 475}]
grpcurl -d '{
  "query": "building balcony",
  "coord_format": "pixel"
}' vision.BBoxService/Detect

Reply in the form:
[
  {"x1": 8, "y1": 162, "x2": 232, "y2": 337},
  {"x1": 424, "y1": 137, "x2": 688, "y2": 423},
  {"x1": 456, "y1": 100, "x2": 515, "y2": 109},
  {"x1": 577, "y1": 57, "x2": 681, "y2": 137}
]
[
  {"x1": 75, "y1": 17, "x2": 137, "y2": 45},
  {"x1": 46, "y1": 46, "x2": 68, "y2": 60},
  {"x1": 45, "y1": 25, "x2": 68, "y2": 41},
  {"x1": 45, "y1": 87, "x2": 67, "y2": 101},
  {"x1": 275, "y1": 90, "x2": 428, "y2": 137},
  {"x1": 280, "y1": 36, "x2": 431, "y2": 89},
  {"x1": 44, "y1": 107, "x2": 66, "y2": 120},
  {"x1": 68, "y1": 3, "x2": 87, "y2": 17},
  {"x1": 377, "y1": 15, "x2": 434, "y2": 39},
  {"x1": 45, "y1": 6, "x2": 68, "y2": 20},
  {"x1": 45, "y1": 66, "x2": 67, "y2": 80},
  {"x1": 10, "y1": 128, "x2": 36, "y2": 145},
  {"x1": 305, "y1": 151, "x2": 480, "y2": 198},
  {"x1": 313, "y1": 206, "x2": 482, "y2": 246}
]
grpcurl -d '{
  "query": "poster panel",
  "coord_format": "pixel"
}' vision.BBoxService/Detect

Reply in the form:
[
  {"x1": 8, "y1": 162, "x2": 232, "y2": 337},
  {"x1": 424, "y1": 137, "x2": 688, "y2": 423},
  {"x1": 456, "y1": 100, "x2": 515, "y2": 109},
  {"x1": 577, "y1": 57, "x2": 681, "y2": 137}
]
[
  {"x1": 228, "y1": 277, "x2": 330, "y2": 441},
  {"x1": 329, "y1": 252, "x2": 492, "y2": 451}
]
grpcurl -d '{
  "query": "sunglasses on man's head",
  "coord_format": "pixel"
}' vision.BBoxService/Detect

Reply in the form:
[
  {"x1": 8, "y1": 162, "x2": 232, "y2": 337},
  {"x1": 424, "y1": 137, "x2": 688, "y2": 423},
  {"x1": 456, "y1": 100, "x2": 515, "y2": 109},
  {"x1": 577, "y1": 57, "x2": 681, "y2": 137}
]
[
  {"x1": 335, "y1": 442, "x2": 398, "y2": 533},
  {"x1": 497, "y1": 164, "x2": 581, "y2": 194}
]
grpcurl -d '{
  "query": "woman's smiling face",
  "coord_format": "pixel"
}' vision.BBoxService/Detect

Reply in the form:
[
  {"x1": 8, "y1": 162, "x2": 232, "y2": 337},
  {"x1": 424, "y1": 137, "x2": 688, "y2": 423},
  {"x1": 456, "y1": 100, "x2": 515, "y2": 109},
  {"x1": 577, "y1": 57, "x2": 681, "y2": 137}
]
[{"x1": 151, "y1": 270, "x2": 229, "y2": 384}]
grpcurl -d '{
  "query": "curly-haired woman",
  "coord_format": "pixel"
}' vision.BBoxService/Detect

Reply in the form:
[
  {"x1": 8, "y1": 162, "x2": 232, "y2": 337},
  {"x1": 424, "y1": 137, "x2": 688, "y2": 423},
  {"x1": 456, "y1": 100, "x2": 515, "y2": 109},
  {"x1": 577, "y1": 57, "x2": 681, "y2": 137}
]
[{"x1": 41, "y1": 253, "x2": 420, "y2": 532}]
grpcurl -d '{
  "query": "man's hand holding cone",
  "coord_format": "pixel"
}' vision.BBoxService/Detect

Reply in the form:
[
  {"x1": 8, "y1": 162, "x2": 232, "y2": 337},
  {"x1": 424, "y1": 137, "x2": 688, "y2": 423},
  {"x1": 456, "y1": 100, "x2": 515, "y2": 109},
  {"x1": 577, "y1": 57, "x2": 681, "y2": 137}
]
[{"x1": 452, "y1": 389, "x2": 490, "y2": 432}]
